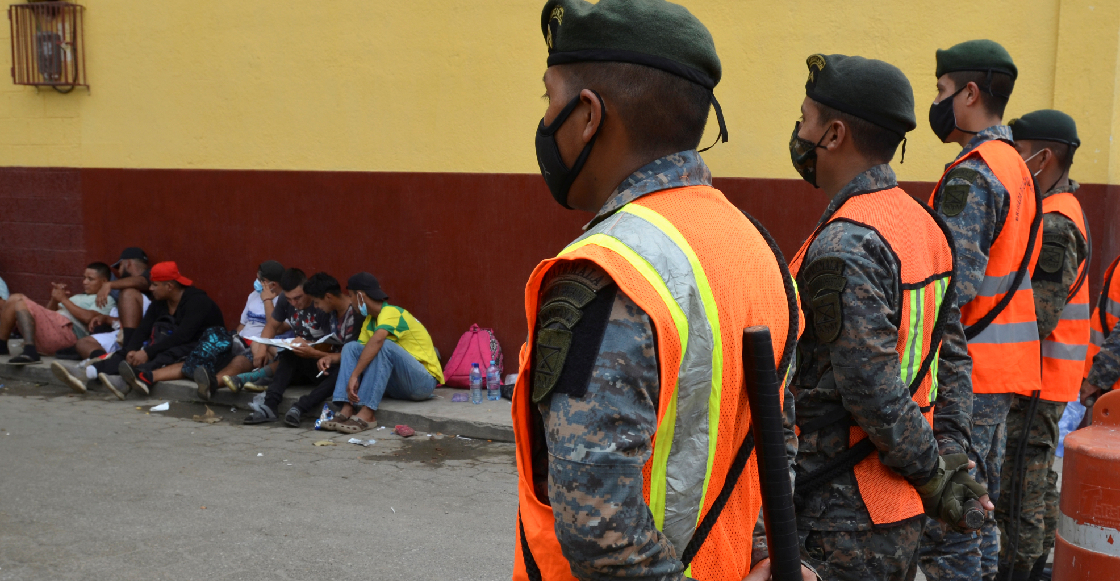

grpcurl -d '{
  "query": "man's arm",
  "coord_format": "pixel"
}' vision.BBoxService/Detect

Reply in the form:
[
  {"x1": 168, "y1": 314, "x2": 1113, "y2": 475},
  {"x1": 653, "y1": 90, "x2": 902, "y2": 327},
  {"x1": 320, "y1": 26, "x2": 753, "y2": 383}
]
[
  {"x1": 808, "y1": 226, "x2": 939, "y2": 483},
  {"x1": 1087, "y1": 318, "x2": 1120, "y2": 392},
  {"x1": 934, "y1": 160, "x2": 1010, "y2": 308},
  {"x1": 932, "y1": 288, "x2": 973, "y2": 456},
  {"x1": 1033, "y1": 213, "x2": 1087, "y2": 339},
  {"x1": 97, "y1": 274, "x2": 148, "y2": 307},
  {"x1": 144, "y1": 296, "x2": 215, "y2": 357}
]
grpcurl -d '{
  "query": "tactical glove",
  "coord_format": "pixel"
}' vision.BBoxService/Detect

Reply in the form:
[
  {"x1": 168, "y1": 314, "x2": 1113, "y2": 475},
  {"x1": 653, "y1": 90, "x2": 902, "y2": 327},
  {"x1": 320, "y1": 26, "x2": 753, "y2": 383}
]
[{"x1": 915, "y1": 453, "x2": 988, "y2": 532}]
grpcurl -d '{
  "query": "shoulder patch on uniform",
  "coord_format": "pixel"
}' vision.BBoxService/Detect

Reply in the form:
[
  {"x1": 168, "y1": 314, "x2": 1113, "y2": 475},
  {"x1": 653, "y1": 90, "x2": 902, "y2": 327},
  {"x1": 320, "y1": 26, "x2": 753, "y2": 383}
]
[
  {"x1": 946, "y1": 167, "x2": 980, "y2": 184},
  {"x1": 804, "y1": 257, "x2": 847, "y2": 343},
  {"x1": 939, "y1": 167, "x2": 979, "y2": 218},
  {"x1": 532, "y1": 328, "x2": 572, "y2": 403},
  {"x1": 1038, "y1": 242, "x2": 1066, "y2": 274}
]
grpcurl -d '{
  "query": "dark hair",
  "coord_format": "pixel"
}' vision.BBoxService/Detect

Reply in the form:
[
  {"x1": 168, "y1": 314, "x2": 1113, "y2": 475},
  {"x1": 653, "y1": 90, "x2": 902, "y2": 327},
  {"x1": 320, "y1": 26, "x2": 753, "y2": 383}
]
[
  {"x1": 86, "y1": 262, "x2": 111, "y2": 281},
  {"x1": 279, "y1": 268, "x2": 307, "y2": 292},
  {"x1": 558, "y1": 62, "x2": 712, "y2": 156},
  {"x1": 946, "y1": 71, "x2": 1014, "y2": 118},
  {"x1": 303, "y1": 272, "x2": 342, "y2": 299},
  {"x1": 1028, "y1": 140, "x2": 1076, "y2": 174},
  {"x1": 813, "y1": 101, "x2": 904, "y2": 164}
]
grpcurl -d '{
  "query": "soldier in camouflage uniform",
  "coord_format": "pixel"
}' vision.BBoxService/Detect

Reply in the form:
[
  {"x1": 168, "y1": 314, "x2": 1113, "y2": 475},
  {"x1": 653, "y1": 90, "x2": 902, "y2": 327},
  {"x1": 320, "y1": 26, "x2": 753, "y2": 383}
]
[
  {"x1": 997, "y1": 110, "x2": 1087, "y2": 581},
  {"x1": 787, "y1": 54, "x2": 986, "y2": 581},
  {"x1": 918, "y1": 40, "x2": 1036, "y2": 581},
  {"x1": 513, "y1": 2, "x2": 817, "y2": 580}
]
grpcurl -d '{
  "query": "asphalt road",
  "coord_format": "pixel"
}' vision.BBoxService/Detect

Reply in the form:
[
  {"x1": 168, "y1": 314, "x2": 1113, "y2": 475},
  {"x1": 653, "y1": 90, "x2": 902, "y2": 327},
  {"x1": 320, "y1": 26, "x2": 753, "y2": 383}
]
[{"x1": 0, "y1": 380, "x2": 517, "y2": 581}]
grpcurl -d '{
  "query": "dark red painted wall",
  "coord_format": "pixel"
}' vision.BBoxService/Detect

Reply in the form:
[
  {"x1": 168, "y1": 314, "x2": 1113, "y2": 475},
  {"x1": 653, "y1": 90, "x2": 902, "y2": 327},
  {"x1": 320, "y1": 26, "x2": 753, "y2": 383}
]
[{"x1": 2, "y1": 166, "x2": 1118, "y2": 370}]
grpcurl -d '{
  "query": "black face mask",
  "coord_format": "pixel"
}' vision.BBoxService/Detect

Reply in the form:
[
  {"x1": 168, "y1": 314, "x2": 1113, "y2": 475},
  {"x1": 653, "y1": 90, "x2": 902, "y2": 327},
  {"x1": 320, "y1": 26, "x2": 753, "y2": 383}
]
[
  {"x1": 789, "y1": 121, "x2": 830, "y2": 188},
  {"x1": 928, "y1": 87, "x2": 975, "y2": 143},
  {"x1": 535, "y1": 91, "x2": 605, "y2": 209}
]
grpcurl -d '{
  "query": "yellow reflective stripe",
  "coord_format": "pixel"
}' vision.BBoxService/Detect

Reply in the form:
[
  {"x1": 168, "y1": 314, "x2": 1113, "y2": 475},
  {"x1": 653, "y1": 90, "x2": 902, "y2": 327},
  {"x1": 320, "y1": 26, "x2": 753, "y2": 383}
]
[
  {"x1": 900, "y1": 287, "x2": 923, "y2": 385},
  {"x1": 560, "y1": 233, "x2": 688, "y2": 530},
  {"x1": 619, "y1": 203, "x2": 725, "y2": 522},
  {"x1": 928, "y1": 278, "x2": 947, "y2": 401}
]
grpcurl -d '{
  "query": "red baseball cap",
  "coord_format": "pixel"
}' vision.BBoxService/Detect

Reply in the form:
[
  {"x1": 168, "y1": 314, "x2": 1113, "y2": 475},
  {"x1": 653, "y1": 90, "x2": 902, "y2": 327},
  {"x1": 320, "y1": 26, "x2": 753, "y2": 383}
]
[{"x1": 150, "y1": 261, "x2": 193, "y2": 286}]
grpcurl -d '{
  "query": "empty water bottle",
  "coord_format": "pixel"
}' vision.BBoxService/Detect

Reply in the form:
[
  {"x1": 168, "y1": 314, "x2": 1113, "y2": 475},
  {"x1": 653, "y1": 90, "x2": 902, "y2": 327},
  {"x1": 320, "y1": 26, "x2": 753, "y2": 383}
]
[
  {"x1": 487, "y1": 360, "x2": 501, "y2": 401},
  {"x1": 470, "y1": 363, "x2": 483, "y2": 405}
]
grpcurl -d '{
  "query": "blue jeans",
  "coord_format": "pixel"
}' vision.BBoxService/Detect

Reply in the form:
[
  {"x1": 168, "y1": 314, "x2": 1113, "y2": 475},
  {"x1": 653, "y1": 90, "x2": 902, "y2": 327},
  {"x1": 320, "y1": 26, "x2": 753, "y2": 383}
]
[{"x1": 333, "y1": 340, "x2": 436, "y2": 410}]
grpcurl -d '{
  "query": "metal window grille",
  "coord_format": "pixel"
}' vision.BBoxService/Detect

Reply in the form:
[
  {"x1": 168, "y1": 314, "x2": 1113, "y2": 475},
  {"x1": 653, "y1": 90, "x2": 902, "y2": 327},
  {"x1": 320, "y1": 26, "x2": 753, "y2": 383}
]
[{"x1": 9, "y1": 2, "x2": 86, "y2": 91}]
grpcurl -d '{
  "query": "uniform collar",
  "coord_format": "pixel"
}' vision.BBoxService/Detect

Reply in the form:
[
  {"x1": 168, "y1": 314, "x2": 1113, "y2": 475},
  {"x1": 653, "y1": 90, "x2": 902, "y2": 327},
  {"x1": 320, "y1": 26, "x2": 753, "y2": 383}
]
[
  {"x1": 1041, "y1": 179, "x2": 1080, "y2": 199},
  {"x1": 953, "y1": 124, "x2": 1014, "y2": 164},
  {"x1": 823, "y1": 163, "x2": 898, "y2": 218},
  {"x1": 585, "y1": 150, "x2": 712, "y2": 230}
]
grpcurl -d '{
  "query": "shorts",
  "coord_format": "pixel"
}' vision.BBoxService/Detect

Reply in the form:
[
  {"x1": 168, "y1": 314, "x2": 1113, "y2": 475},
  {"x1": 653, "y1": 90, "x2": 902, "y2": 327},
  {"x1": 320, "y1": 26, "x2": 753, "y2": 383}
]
[
  {"x1": 91, "y1": 331, "x2": 119, "y2": 354},
  {"x1": 23, "y1": 299, "x2": 77, "y2": 354}
]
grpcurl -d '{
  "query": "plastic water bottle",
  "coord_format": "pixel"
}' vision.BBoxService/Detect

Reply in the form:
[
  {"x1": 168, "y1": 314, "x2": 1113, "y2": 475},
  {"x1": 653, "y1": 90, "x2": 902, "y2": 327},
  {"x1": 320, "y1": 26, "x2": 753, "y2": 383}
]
[
  {"x1": 487, "y1": 360, "x2": 501, "y2": 401},
  {"x1": 469, "y1": 363, "x2": 483, "y2": 405}
]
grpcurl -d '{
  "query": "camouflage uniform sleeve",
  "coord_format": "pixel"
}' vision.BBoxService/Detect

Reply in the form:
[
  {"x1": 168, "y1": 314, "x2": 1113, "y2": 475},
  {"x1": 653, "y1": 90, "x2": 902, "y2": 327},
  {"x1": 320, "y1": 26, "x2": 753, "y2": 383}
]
[
  {"x1": 1032, "y1": 212, "x2": 1087, "y2": 339},
  {"x1": 805, "y1": 222, "x2": 939, "y2": 483},
  {"x1": 538, "y1": 265, "x2": 684, "y2": 580},
  {"x1": 932, "y1": 289, "x2": 973, "y2": 456},
  {"x1": 1088, "y1": 319, "x2": 1120, "y2": 390},
  {"x1": 934, "y1": 159, "x2": 1010, "y2": 308}
]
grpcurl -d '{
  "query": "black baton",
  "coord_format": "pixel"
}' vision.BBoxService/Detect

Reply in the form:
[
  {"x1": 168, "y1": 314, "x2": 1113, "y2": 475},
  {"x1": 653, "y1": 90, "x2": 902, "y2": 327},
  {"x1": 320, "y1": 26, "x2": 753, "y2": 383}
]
[{"x1": 743, "y1": 326, "x2": 801, "y2": 581}]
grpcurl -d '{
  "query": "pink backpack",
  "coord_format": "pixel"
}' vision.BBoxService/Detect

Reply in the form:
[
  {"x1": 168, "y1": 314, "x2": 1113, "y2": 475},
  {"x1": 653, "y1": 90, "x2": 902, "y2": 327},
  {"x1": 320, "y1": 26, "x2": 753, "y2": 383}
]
[{"x1": 443, "y1": 324, "x2": 504, "y2": 388}]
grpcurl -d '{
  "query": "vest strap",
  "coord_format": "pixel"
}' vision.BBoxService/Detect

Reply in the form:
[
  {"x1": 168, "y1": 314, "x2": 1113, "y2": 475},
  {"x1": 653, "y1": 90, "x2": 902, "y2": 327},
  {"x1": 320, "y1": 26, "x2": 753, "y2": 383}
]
[
  {"x1": 680, "y1": 431, "x2": 755, "y2": 567},
  {"x1": 518, "y1": 516, "x2": 544, "y2": 581}
]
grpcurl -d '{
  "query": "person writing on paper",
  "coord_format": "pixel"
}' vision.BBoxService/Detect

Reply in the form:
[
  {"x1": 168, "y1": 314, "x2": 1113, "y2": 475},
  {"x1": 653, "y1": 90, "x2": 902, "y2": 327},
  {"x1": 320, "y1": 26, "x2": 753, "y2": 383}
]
[{"x1": 240, "y1": 268, "x2": 333, "y2": 424}]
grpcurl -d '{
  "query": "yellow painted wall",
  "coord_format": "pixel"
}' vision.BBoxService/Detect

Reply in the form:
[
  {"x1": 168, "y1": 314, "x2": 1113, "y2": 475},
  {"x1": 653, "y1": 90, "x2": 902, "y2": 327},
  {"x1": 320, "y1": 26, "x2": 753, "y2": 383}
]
[{"x1": 2, "y1": 0, "x2": 1119, "y2": 183}]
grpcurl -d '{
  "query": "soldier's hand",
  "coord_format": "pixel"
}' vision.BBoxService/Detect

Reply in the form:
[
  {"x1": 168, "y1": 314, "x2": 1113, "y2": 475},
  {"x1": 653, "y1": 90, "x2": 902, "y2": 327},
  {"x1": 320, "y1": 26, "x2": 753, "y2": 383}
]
[
  {"x1": 916, "y1": 453, "x2": 989, "y2": 532},
  {"x1": 741, "y1": 558, "x2": 821, "y2": 581},
  {"x1": 1080, "y1": 378, "x2": 1104, "y2": 406}
]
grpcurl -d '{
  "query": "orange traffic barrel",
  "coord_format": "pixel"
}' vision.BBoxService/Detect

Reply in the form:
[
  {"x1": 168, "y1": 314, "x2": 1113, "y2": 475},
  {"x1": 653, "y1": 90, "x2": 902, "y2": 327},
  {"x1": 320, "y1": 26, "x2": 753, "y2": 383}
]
[{"x1": 1055, "y1": 389, "x2": 1120, "y2": 580}]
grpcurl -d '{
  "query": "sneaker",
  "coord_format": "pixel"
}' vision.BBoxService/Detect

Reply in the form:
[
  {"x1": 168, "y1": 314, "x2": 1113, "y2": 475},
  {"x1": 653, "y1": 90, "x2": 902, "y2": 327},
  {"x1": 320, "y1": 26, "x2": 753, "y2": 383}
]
[
  {"x1": 242, "y1": 378, "x2": 270, "y2": 393},
  {"x1": 118, "y1": 361, "x2": 151, "y2": 396},
  {"x1": 221, "y1": 375, "x2": 242, "y2": 394},
  {"x1": 51, "y1": 361, "x2": 88, "y2": 394},
  {"x1": 284, "y1": 406, "x2": 301, "y2": 428},
  {"x1": 8, "y1": 353, "x2": 41, "y2": 365},
  {"x1": 98, "y1": 373, "x2": 127, "y2": 400},
  {"x1": 194, "y1": 367, "x2": 215, "y2": 401}
]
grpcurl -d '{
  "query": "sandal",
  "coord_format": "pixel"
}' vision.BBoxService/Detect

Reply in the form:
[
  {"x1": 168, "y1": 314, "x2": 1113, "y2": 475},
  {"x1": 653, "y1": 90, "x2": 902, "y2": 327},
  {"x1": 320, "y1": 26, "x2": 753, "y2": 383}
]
[
  {"x1": 336, "y1": 417, "x2": 374, "y2": 434},
  {"x1": 319, "y1": 414, "x2": 350, "y2": 432}
]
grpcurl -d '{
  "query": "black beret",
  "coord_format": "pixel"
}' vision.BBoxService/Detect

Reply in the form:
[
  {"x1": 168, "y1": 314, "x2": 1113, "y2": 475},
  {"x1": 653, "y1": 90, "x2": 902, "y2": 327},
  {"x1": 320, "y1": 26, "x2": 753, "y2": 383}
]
[
  {"x1": 541, "y1": 0, "x2": 720, "y2": 89},
  {"x1": 804, "y1": 54, "x2": 916, "y2": 136},
  {"x1": 936, "y1": 39, "x2": 1017, "y2": 81},
  {"x1": 1009, "y1": 109, "x2": 1080, "y2": 148}
]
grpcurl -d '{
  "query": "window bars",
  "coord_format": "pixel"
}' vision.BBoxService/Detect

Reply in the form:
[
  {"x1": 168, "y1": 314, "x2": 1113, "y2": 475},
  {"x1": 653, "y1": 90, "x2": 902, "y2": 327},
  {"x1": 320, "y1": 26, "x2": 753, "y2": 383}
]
[{"x1": 9, "y1": 2, "x2": 86, "y2": 92}]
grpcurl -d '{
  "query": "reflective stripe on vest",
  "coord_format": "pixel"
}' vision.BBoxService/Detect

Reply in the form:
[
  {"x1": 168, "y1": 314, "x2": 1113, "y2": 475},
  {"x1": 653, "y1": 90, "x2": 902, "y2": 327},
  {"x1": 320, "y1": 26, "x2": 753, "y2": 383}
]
[
  {"x1": 1039, "y1": 193, "x2": 1090, "y2": 402},
  {"x1": 791, "y1": 186, "x2": 954, "y2": 526},
  {"x1": 512, "y1": 185, "x2": 796, "y2": 581},
  {"x1": 1085, "y1": 255, "x2": 1120, "y2": 391},
  {"x1": 930, "y1": 139, "x2": 1041, "y2": 395}
]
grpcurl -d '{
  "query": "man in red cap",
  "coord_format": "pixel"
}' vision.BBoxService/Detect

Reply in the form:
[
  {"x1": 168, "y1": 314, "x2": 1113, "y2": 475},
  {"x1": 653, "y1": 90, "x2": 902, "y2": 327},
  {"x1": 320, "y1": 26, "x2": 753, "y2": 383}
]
[{"x1": 89, "y1": 261, "x2": 225, "y2": 398}]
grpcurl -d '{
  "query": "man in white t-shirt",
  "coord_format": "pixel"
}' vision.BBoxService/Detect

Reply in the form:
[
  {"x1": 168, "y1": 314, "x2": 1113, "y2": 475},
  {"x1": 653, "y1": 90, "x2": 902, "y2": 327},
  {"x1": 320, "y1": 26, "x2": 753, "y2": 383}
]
[
  {"x1": 1, "y1": 262, "x2": 116, "y2": 364},
  {"x1": 237, "y1": 260, "x2": 284, "y2": 340}
]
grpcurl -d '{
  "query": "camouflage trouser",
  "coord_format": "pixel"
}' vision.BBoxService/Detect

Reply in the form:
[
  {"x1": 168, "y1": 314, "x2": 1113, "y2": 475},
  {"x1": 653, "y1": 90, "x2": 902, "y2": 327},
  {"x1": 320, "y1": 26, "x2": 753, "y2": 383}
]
[
  {"x1": 995, "y1": 395, "x2": 1066, "y2": 574},
  {"x1": 918, "y1": 398, "x2": 1009, "y2": 581},
  {"x1": 799, "y1": 519, "x2": 923, "y2": 581}
]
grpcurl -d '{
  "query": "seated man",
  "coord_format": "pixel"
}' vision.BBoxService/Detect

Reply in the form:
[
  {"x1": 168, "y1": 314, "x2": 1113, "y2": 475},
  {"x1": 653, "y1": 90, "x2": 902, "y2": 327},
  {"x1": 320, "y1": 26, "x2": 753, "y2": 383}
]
[
  {"x1": 0, "y1": 262, "x2": 116, "y2": 364},
  {"x1": 235, "y1": 268, "x2": 331, "y2": 422},
  {"x1": 192, "y1": 259, "x2": 286, "y2": 400},
  {"x1": 97, "y1": 247, "x2": 152, "y2": 349},
  {"x1": 50, "y1": 297, "x2": 151, "y2": 394},
  {"x1": 92, "y1": 262, "x2": 224, "y2": 398},
  {"x1": 243, "y1": 272, "x2": 360, "y2": 427},
  {"x1": 325, "y1": 273, "x2": 443, "y2": 434}
]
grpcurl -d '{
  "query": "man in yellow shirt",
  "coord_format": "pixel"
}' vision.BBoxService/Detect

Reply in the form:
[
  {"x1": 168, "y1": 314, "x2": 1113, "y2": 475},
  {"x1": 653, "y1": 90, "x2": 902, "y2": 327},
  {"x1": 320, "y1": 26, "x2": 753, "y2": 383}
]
[{"x1": 326, "y1": 272, "x2": 443, "y2": 434}]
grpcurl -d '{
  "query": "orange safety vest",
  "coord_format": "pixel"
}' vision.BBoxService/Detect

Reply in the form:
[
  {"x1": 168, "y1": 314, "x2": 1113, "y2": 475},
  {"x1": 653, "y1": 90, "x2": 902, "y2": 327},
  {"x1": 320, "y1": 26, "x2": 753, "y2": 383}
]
[
  {"x1": 929, "y1": 139, "x2": 1041, "y2": 396},
  {"x1": 1085, "y1": 255, "x2": 1120, "y2": 391},
  {"x1": 512, "y1": 185, "x2": 798, "y2": 581},
  {"x1": 790, "y1": 186, "x2": 955, "y2": 526},
  {"x1": 1039, "y1": 192, "x2": 1090, "y2": 402}
]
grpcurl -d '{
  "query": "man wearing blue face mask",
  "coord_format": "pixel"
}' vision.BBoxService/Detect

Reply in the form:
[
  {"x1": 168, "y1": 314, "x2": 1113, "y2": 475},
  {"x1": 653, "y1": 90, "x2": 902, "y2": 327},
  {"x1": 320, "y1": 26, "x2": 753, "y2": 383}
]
[{"x1": 321, "y1": 272, "x2": 443, "y2": 435}]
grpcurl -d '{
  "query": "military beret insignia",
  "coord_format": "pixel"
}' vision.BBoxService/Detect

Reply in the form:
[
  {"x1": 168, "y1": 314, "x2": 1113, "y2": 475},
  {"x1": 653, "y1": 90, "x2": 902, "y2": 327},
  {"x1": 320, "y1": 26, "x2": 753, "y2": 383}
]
[
  {"x1": 545, "y1": 6, "x2": 563, "y2": 50},
  {"x1": 806, "y1": 54, "x2": 826, "y2": 83},
  {"x1": 804, "y1": 257, "x2": 847, "y2": 343}
]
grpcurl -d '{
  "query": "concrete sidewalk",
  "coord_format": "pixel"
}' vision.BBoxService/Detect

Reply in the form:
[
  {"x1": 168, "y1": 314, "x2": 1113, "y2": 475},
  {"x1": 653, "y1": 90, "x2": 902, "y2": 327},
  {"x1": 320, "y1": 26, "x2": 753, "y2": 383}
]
[{"x1": 0, "y1": 355, "x2": 515, "y2": 441}]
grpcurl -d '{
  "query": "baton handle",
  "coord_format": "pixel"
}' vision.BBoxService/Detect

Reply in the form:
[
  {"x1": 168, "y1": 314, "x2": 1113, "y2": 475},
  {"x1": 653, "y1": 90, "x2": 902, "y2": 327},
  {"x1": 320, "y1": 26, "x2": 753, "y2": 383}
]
[{"x1": 743, "y1": 327, "x2": 801, "y2": 581}]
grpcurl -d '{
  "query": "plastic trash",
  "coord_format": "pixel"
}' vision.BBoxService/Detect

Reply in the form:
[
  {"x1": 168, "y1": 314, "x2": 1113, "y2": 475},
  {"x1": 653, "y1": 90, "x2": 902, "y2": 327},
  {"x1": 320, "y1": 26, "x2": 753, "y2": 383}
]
[
  {"x1": 451, "y1": 392, "x2": 469, "y2": 402},
  {"x1": 150, "y1": 402, "x2": 169, "y2": 411},
  {"x1": 347, "y1": 438, "x2": 376, "y2": 446},
  {"x1": 314, "y1": 404, "x2": 334, "y2": 431},
  {"x1": 395, "y1": 425, "x2": 415, "y2": 438},
  {"x1": 1057, "y1": 400, "x2": 1087, "y2": 457},
  {"x1": 313, "y1": 440, "x2": 336, "y2": 446},
  {"x1": 256, "y1": 453, "x2": 263, "y2": 457}
]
